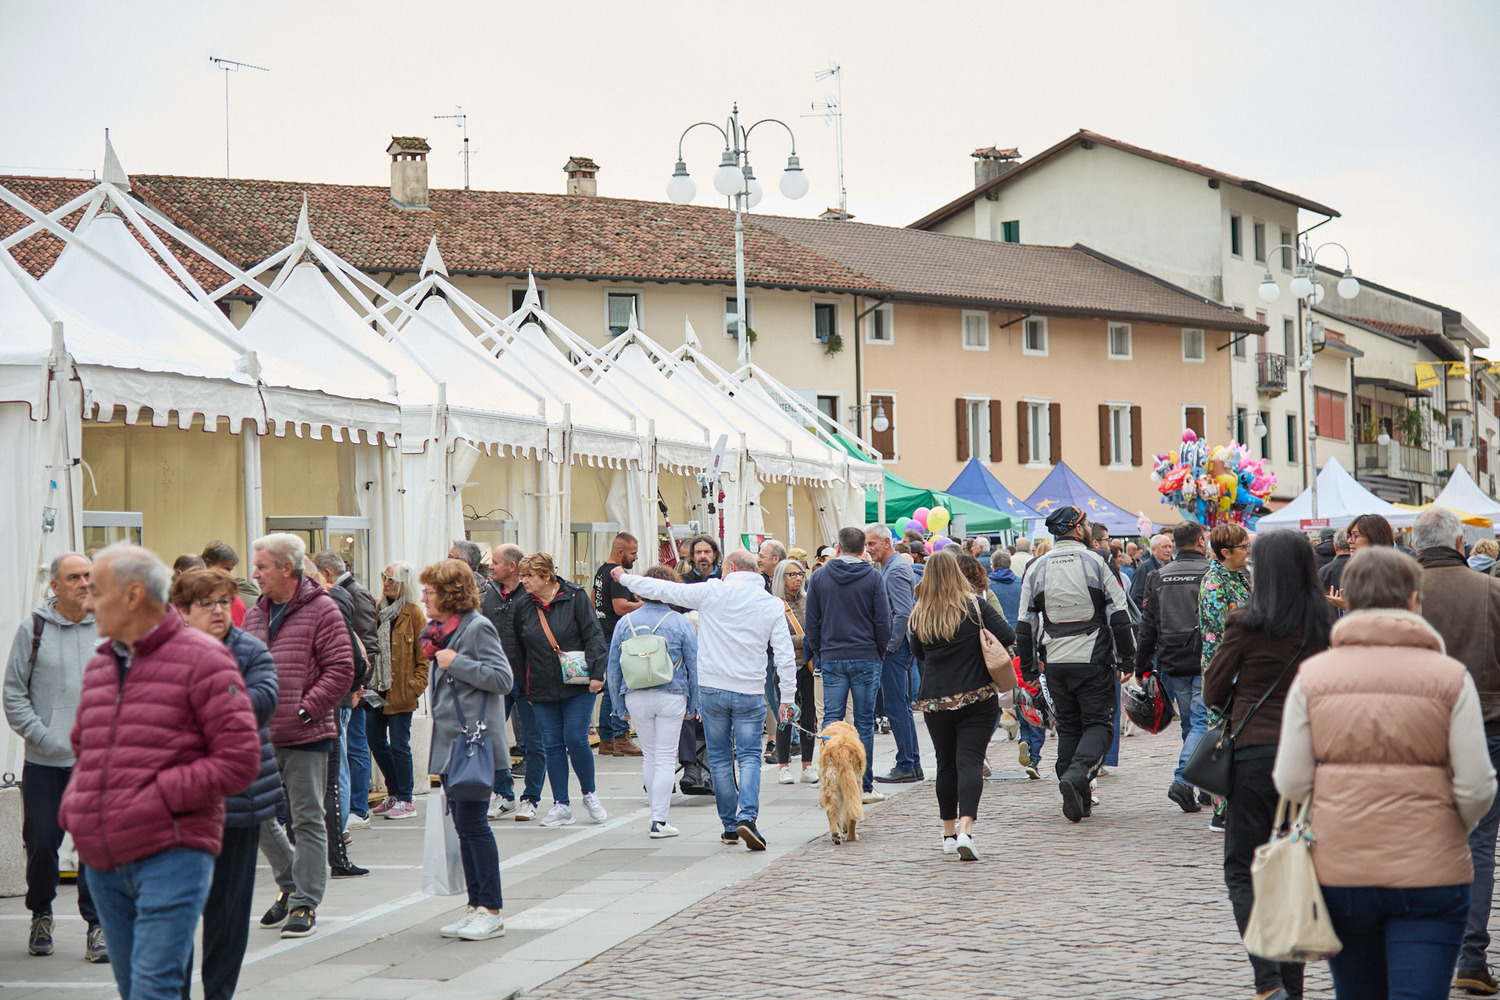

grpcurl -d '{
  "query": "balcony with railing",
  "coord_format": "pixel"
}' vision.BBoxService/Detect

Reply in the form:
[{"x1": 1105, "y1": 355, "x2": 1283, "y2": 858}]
[
  {"x1": 1356, "y1": 438, "x2": 1434, "y2": 481},
  {"x1": 1256, "y1": 352, "x2": 1287, "y2": 395}
]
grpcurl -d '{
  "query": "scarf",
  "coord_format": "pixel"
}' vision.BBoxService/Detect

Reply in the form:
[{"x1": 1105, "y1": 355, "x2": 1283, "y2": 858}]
[
  {"x1": 419, "y1": 613, "x2": 462, "y2": 661},
  {"x1": 374, "y1": 598, "x2": 402, "y2": 693}
]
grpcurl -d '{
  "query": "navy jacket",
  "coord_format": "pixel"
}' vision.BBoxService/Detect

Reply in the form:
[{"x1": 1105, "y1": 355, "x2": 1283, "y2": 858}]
[
  {"x1": 224, "y1": 627, "x2": 282, "y2": 829},
  {"x1": 987, "y1": 567, "x2": 1022, "y2": 626},
  {"x1": 804, "y1": 558, "x2": 891, "y2": 663}
]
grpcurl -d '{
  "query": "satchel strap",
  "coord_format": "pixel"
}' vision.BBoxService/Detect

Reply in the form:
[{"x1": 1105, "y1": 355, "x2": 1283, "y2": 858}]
[
  {"x1": 444, "y1": 673, "x2": 489, "y2": 736},
  {"x1": 535, "y1": 603, "x2": 563, "y2": 655},
  {"x1": 1229, "y1": 635, "x2": 1309, "y2": 743}
]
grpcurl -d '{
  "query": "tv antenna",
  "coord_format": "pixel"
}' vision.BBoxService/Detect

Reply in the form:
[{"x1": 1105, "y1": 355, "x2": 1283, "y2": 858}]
[
  {"x1": 434, "y1": 105, "x2": 471, "y2": 190},
  {"x1": 805, "y1": 62, "x2": 846, "y2": 217},
  {"x1": 207, "y1": 56, "x2": 269, "y2": 178}
]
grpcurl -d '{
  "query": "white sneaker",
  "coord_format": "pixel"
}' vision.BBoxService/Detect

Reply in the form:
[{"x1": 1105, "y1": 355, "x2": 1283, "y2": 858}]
[
  {"x1": 860, "y1": 789, "x2": 886, "y2": 804},
  {"x1": 486, "y1": 794, "x2": 514, "y2": 820},
  {"x1": 582, "y1": 792, "x2": 607, "y2": 824},
  {"x1": 1090, "y1": 778, "x2": 1100, "y2": 805},
  {"x1": 955, "y1": 832, "x2": 978, "y2": 861},
  {"x1": 778, "y1": 766, "x2": 794, "y2": 785},
  {"x1": 345, "y1": 813, "x2": 370, "y2": 831},
  {"x1": 942, "y1": 835, "x2": 958, "y2": 855},
  {"x1": 440, "y1": 907, "x2": 477, "y2": 937},
  {"x1": 981, "y1": 757, "x2": 993, "y2": 778},
  {"x1": 514, "y1": 800, "x2": 537, "y2": 821},
  {"x1": 1096, "y1": 766, "x2": 1112, "y2": 777},
  {"x1": 540, "y1": 803, "x2": 576, "y2": 827},
  {"x1": 649, "y1": 821, "x2": 680, "y2": 838},
  {"x1": 800, "y1": 766, "x2": 820, "y2": 784},
  {"x1": 456, "y1": 910, "x2": 505, "y2": 941}
]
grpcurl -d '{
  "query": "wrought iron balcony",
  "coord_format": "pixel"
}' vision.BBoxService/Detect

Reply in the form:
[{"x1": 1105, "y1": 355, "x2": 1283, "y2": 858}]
[{"x1": 1256, "y1": 352, "x2": 1287, "y2": 394}]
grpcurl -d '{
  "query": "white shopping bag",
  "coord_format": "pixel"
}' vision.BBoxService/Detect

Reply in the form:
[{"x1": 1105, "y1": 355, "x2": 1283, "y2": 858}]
[{"x1": 421, "y1": 788, "x2": 466, "y2": 896}]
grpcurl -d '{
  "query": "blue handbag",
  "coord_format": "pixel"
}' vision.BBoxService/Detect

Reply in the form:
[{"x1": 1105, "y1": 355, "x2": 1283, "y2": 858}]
[{"x1": 443, "y1": 673, "x2": 494, "y2": 804}]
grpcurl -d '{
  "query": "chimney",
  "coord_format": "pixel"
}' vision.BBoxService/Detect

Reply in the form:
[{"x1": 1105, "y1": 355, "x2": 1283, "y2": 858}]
[
  {"x1": 387, "y1": 136, "x2": 431, "y2": 209},
  {"x1": 972, "y1": 146, "x2": 1021, "y2": 188},
  {"x1": 564, "y1": 156, "x2": 599, "y2": 196}
]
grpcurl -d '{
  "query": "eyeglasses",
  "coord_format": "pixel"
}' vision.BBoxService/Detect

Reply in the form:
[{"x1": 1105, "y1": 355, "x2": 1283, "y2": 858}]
[
  {"x1": 193, "y1": 598, "x2": 233, "y2": 610},
  {"x1": 381, "y1": 573, "x2": 399, "y2": 583},
  {"x1": 421, "y1": 587, "x2": 438, "y2": 597}
]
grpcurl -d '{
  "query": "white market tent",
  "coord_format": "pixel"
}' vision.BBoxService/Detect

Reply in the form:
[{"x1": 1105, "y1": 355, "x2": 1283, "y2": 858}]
[
  {"x1": 1433, "y1": 465, "x2": 1500, "y2": 519},
  {"x1": 1257, "y1": 455, "x2": 1422, "y2": 531}
]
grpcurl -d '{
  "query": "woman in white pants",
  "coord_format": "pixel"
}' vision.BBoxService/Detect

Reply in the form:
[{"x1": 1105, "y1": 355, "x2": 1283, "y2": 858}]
[{"x1": 604, "y1": 565, "x2": 700, "y2": 837}]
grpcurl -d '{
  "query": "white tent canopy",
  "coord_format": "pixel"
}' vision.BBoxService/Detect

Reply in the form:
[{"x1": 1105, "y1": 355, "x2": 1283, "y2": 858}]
[
  {"x1": 1257, "y1": 455, "x2": 1422, "y2": 531},
  {"x1": 1433, "y1": 465, "x2": 1500, "y2": 518}
]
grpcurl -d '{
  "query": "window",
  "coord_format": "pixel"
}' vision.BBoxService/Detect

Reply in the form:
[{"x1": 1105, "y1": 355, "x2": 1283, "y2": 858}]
[
  {"x1": 866, "y1": 303, "x2": 894, "y2": 344},
  {"x1": 959, "y1": 397, "x2": 991, "y2": 461},
  {"x1": 1184, "y1": 405, "x2": 1206, "y2": 439},
  {"x1": 1235, "y1": 407, "x2": 1248, "y2": 444},
  {"x1": 1099, "y1": 403, "x2": 1140, "y2": 467},
  {"x1": 1182, "y1": 328, "x2": 1205, "y2": 362},
  {"x1": 1020, "y1": 399, "x2": 1058, "y2": 465},
  {"x1": 510, "y1": 286, "x2": 547, "y2": 313},
  {"x1": 962, "y1": 311, "x2": 989, "y2": 351},
  {"x1": 1259, "y1": 411, "x2": 1271, "y2": 459},
  {"x1": 1315, "y1": 388, "x2": 1347, "y2": 441},
  {"x1": 1230, "y1": 214, "x2": 1243, "y2": 257},
  {"x1": 813, "y1": 301, "x2": 838, "y2": 344},
  {"x1": 1022, "y1": 317, "x2": 1048, "y2": 356},
  {"x1": 1231, "y1": 305, "x2": 1247, "y2": 358},
  {"x1": 1286, "y1": 413, "x2": 1299, "y2": 462},
  {"x1": 1001, "y1": 220, "x2": 1020, "y2": 243},
  {"x1": 1108, "y1": 322, "x2": 1132, "y2": 360},
  {"x1": 868, "y1": 394, "x2": 896, "y2": 459},
  {"x1": 606, "y1": 292, "x2": 640, "y2": 336},
  {"x1": 1253, "y1": 221, "x2": 1267, "y2": 264},
  {"x1": 1283, "y1": 318, "x2": 1296, "y2": 359},
  {"x1": 816, "y1": 394, "x2": 839, "y2": 424},
  {"x1": 1280, "y1": 228, "x2": 1294, "y2": 272},
  {"x1": 724, "y1": 294, "x2": 753, "y2": 339}
]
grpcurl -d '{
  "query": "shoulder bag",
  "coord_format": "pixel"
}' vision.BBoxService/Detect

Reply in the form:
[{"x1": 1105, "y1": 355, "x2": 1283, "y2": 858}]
[
  {"x1": 537, "y1": 603, "x2": 592, "y2": 685},
  {"x1": 619, "y1": 613, "x2": 676, "y2": 690},
  {"x1": 442, "y1": 674, "x2": 493, "y2": 803},
  {"x1": 972, "y1": 597, "x2": 1015, "y2": 692},
  {"x1": 1182, "y1": 635, "x2": 1307, "y2": 798},
  {"x1": 1242, "y1": 797, "x2": 1342, "y2": 962}
]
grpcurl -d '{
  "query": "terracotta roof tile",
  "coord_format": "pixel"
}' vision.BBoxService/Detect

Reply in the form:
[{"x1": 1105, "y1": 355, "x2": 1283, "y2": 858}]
[{"x1": 1350, "y1": 316, "x2": 1440, "y2": 340}]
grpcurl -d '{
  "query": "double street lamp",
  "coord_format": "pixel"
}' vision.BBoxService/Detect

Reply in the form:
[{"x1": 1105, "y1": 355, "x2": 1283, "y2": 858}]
[
  {"x1": 667, "y1": 104, "x2": 808, "y2": 368},
  {"x1": 1257, "y1": 241, "x2": 1360, "y2": 519}
]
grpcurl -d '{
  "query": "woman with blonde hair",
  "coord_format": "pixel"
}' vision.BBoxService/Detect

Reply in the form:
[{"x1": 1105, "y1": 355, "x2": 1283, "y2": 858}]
[
  {"x1": 367, "y1": 561, "x2": 428, "y2": 821},
  {"x1": 907, "y1": 550, "x2": 1015, "y2": 861}
]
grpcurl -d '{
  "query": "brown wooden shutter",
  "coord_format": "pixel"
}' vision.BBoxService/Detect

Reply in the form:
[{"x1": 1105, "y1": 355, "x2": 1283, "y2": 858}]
[
  {"x1": 1130, "y1": 406, "x2": 1143, "y2": 466},
  {"x1": 1049, "y1": 403, "x2": 1062, "y2": 464},
  {"x1": 988, "y1": 400, "x2": 1003, "y2": 463},
  {"x1": 1098, "y1": 404, "x2": 1111, "y2": 466},
  {"x1": 870, "y1": 395, "x2": 895, "y2": 460},
  {"x1": 955, "y1": 398, "x2": 969, "y2": 461},
  {"x1": 1016, "y1": 400, "x2": 1030, "y2": 462},
  {"x1": 1186, "y1": 406, "x2": 1205, "y2": 439}
]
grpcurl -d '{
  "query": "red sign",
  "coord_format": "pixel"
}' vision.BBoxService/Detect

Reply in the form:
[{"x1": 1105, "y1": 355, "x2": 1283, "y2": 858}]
[{"x1": 1299, "y1": 519, "x2": 1331, "y2": 530}]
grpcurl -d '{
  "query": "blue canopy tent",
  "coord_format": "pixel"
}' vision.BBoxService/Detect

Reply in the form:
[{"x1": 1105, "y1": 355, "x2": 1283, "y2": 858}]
[
  {"x1": 1023, "y1": 461, "x2": 1153, "y2": 537},
  {"x1": 945, "y1": 458, "x2": 1044, "y2": 533}
]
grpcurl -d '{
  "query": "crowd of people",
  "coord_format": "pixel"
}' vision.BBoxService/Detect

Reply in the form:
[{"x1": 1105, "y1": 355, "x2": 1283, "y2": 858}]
[{"x1": 10, "y1": 503, "x2": 1500, "y2": 1000}]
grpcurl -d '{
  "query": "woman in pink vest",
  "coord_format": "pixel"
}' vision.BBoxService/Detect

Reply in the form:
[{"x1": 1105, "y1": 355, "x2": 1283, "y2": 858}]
[{"x1": 1275, "y1": 546, "x2": 1497, "y2": 999}]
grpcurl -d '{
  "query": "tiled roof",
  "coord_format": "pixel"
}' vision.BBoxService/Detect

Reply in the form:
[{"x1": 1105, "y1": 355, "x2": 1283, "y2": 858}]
[
  {"x1": 755, "y1": 215, "x2": 1261, "y2": 331},
  {"x1": 910, "y1": 128, "x2": 1340, "y2": 231},
  {"x1": 387, "y1": 137, "x2": 430, "y2": 153},
  {"x1": 1350, "y1": 316, "x2": 1441, "y2": 339}
]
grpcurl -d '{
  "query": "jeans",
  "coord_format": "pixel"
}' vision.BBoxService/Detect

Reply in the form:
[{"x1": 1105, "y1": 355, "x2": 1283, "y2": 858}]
[
  {"x1": 1460, "y1": 732, "x2": 1500, "y2": 971},
  {"x1": 924, "y1": 696, "x2": 1000, "y2": 821},
  {"x1": 820, "y1": 658, "x2": 881, "y2": 791},
  {"x1": 336, "y1": 707, "x2": 351, "y2": 827},
  {"x1": 529, "y1": 693, "x2": 596, "y2": 806},
  {"x1": 699, "y1": 687, "x2": 768, "y2": 832},
  {"x1": 181, "y1": 824, "x2": 259, "y2": 1000},
  {"x1": 1323, "y1": 884, "x2": 1471, "y2": 1000},
  {"x1": 86, "y1": 848, "x2": 214, "y2": 1000},
  {"x1": 510, "y1": 694, "x2": 546, "y2": 804},
  {"x1": 366, "y1": 708, "x2": 415, "y2": 802},
  {"x1": 266, "y1": 748, "x2": 327, "y2": 909},
  {"x1": 1047, "y1": 663, "x2": 1116, "y2": 787},
  {"x1": 1159, "y1": 673, "x2": 1208, "y2": 784},
  {"x1": 597, "y1": 683, "x2": 629, "y2": 742},
  {"x1": 880, "y1": 640, "x2": 922, "y2": 773},
  {"x1": 624, "y1": 689, "x2": 688, "y2": 822},
  {"x1": 20, "y1": 762, "x2": 97, "y2": 923},
  {"x1": 1223, "y1": 752, "x2": 1304, "y2": 997},
  {"x1": 346, "y1": 705, "x2": 370, "y2": 818},
  {"x1": 1017, "y1": 717, "x2": 1047, "y2": 768},
  {"x1": 444, "y1": 786, "x2": 502, "y2": 911}
]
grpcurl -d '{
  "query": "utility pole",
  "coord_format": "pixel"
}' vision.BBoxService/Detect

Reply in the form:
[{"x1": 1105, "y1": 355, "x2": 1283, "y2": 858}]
[
  {"x1": 207, "y1": 56, "x2": 269, "y2": 177},
  {"x1": 434, "y1": 106, "x2": 471, "y2": 190}
]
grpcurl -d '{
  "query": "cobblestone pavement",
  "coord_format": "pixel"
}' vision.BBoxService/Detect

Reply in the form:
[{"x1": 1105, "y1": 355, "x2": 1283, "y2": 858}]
[{"x1": 529, "y1": 729, "x2": 1338, "y2": 1000}]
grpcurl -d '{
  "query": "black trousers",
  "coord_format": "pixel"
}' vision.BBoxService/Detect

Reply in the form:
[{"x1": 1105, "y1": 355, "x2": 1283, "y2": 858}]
[
  {"x1": 182, "y1": 824, "x2": 260, "y2": 1000},
  {"x1": 775, "y1": 668, "x2": 817, "y2": 766},
  {"x1": 924, "y1": 696, "x2": 1001, "y2": 821},
  {"x1": 1224, "y1": 753, "x2": 1304, "y2": 998},
  {"x1": 1047, "y1": 664, "x2": 1116, "y2": 787},
  {"x1": 21, "y1": 762, "x2": 97, "y2": 922}
]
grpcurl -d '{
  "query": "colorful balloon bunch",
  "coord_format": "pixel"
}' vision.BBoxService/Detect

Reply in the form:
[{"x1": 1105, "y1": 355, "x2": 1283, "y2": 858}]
[
  {"x1": 1150, "y1": 430, "x2": 1277, "y2": 530},
  {"x1": 893, "y1": 505, "x2": 953, "y2": 546}
]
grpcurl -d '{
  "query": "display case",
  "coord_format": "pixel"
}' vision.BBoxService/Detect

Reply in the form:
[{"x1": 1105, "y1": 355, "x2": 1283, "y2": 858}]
[
  {"x1": 569, "y1": 521, "x2": 620, "y2": 586},
  {"x1": 82, "y1": 511, "x2": 144, "y2": 555},
  {"x1": 264, "y1": 516, "x2": 372, "y2": 588},
  {"x1": 465, "y1": 518, "x2": 520, "y2": 559}
]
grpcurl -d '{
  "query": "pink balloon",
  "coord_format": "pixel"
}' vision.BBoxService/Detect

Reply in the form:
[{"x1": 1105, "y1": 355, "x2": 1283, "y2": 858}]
[{"x1": 913, "y1": 507, "x2": 930, "y2": 528}]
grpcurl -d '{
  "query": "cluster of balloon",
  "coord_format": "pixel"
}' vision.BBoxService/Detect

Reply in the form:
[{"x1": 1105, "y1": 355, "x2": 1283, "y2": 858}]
[
  {"x1": 890, "y1": 504, "x2": 954, "y2": 545},
  {"x1": 1150, "y1": 429, "x2": 1276, "y2": 530}
]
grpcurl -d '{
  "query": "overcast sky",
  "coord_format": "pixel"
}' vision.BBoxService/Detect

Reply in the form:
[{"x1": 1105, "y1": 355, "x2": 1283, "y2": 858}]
[{"x1": 3, "y1": 1, "x2": 1496, "y2": 345}]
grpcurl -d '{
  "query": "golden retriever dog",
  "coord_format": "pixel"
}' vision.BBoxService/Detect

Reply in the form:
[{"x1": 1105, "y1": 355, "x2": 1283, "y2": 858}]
[{"x1": 818, "y1": 721, "x2": 866, "y2": 844}]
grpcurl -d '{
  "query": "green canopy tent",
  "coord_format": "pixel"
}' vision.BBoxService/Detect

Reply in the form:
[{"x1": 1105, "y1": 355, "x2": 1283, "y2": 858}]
[{"x1": 864, "y1": 471, "x2": 1019, "y2": 533}]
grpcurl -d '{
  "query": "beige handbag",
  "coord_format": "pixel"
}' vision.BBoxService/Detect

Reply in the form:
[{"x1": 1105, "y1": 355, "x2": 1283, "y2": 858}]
[{"x1": 1242, "y1": 798, "x2": 1342, "y2": 962}]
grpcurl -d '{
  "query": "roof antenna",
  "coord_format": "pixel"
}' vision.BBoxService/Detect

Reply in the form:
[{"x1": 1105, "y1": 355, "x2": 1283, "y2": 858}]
[
  {"x1": 207, "y1": 55, "x2": 270, "y2": 178},
  {"x1": 434, "y1": 106, "x2": 471, "y2": 190},
  {"x1": 805, "y1": 62, "x2": 846, "y2": 218}
]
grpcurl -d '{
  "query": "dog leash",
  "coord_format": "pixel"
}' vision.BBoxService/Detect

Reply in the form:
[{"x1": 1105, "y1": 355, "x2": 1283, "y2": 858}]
[{"x1": 777, "y1": 703, "x2": 828, "y2": 744}]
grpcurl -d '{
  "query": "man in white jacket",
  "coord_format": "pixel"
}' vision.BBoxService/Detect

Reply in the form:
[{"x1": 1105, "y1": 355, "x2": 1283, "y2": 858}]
[{"x1": 615, "y1": 550, "x2": 794, "y2": 850}]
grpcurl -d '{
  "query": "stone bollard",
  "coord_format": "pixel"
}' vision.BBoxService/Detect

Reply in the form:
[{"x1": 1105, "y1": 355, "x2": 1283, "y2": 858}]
[{"x1": 0, "y1": 785, "x2": 26, "y2": 897}]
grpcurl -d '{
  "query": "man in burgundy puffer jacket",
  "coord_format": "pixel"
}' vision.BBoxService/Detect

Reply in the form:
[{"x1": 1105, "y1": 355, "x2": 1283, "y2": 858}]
[
  {"x1": 242, "y1": 533, "x2": 354, "y2": 939},
  {"x1": 59, "y1": 544, "x2": 260, "y2": 1000}
]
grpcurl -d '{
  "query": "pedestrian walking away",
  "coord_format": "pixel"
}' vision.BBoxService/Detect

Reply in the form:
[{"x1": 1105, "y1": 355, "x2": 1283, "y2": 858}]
[{"x1": 863, "y1": 524, "x2": 920, "y2": 785}]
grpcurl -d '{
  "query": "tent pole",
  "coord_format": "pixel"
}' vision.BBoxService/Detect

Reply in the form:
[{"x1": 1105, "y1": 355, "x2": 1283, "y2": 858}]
[
  {"x1": 877, "y1": 456, "x2": 887, "y2": 525},
  {"x1": 241, "y1": 419, "x2": 263, "y2": 561},
  {"x1": 560, "y1": 404, "x2": 573, "y2": 574}
]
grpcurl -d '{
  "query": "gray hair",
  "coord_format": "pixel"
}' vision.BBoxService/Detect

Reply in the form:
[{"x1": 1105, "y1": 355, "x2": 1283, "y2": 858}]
[
  {"x1": 492, "y1": 543, "x2": 524, "y2": 569},
  {"x1": 1333, "y1": 527, "x2": 1350, "y2": 552},
  {"x1": 450, "y1": 539, "x2": 482, "y2": 574},
  {"x1": 1413, "y1": 508, "x2": 1463, "y2": 552},
  {"x1": 770, "y1": 559, "x2": 802, "y2": 602},
  {"x1": 253, "y1": 533, "x2": 307, "y2": 575},
  {"x1": 759, "y1": 539, "x2": 787, "y2": 562},
  {"x1": 990, "y1": 550, "x2": 1011, "y2": 571},
  {"x1": 95, "y1": 543, "x2": 170, "y2": 603},
  {"x1": 971, "y1": 536, "x2": 990, "y2": 554},
  {"x1": 313, "y1": 550, "x2": 347, "y2": 577},
  {"x1": 724, "y1": 550, "x2": 758, "y2": 573},
  {"x1": 1014, "y1": 537, "x2": 1032, "y2": 552},
  {"x1": 383, "y1": 560, "x2": 423, "y2": 607},
  {"x1": 49, "y1": 552, "x2": 88, "y2": 580}
]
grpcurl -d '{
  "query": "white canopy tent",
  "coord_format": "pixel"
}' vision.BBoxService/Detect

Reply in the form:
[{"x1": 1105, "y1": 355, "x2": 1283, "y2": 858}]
[
  {"x1": 1433, "y1": 465, "x2": 1500, "y2": 519},
  {"x1": 1257, "y1": 456, "x2": 1422, "y2": 532}
]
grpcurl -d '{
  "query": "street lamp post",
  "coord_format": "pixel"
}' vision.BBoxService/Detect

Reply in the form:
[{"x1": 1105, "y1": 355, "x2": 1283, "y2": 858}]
[
  {"x1": 667, "y1": 104, "x2": 809, "y2": 369},
  {"x1": 1259, "y1": 241, "x2": 1361, "y2": 520}
]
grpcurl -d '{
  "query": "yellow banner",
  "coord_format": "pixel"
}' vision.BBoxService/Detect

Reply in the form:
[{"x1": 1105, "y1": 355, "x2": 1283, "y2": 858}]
[
  {"x1": 1415, "y1": 362, "x2": 1440, "y2": 389},
  {"x1": 1450, "y1": 362, "x2": 1470, "y2": 378}
]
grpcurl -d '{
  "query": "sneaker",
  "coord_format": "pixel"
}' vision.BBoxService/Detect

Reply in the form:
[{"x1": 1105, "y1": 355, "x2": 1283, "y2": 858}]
[
  {"x1": 861, "y1": 789, "x2": 886, "y2": 804},
  {"x1": 981, "y1": 757, "x2": 992, "y2": 778},
  {"x1": 1018, "y1": 743, "x2": 1032, "y2": 768},
  {"x1": 1456, "y1": 966, "x2": 1500, "y2": 995},
  {"x1": 515, "y1": 800, "x2": 538, "y2": 821},
  {"x1": 1095, "y1": 766, "x2": 1111, "y2": 777},
  {"x1": 875, "y1": 716, "x2": 891, "y2": 734},
  {"x1": 1209, "y1": 811, "x2": 1227, "y2": 833},
  {"x1": 1168, "y1": 781, "x2": 1203, "y2": 813},
  {"x1": 763, "y1": 745, "x2": 777, "y2": 764},
  {"x1": 385, "y1": 800, "x2": 417, "y2": 820},
  {"x1": 1024, "y1": 763, "x2": 1041, "y2": 780},
  {"x1": 582, "y1": 792, "x2": 608, "y2": 824},
  {"x1": 1198, "y1": 790, "x2": 1215, "y2": 808},
  {"x1": 370, "y1": 796, "x2": 395, "y2": 816},
  {"x1": 613, "y1": 737, "x2": 643, "y2": 757},
  {"x1": 1059, "y1": 778, "x2": 1086, "y2": 823},
  {"x1": 330, "y1": 863, "x2": 370, "y2": 878},
  {"x1": 457, "y1": 910, "x2": 505, "y2": 941},
  {"x1": 649, "y1": 821, "x2": 680, "y2": 839},
  {"x1": 800, "y1": 766, "x2": 820, "y2": 784},
  {"x1": 1090, "y1": 778, "x2": 1100, "y2": 806},
  {"x1": 486, "y1": 794, "x2": 515, "y2": 820},
  {"x1": 440, "y1": 907, "x2": 477, "y2": 938},
  {"x1": 736, "y1": 820, "x2": 766, "y2": 851},
  {"x1": 874, "y1": 767, "x2": 921, "y2": 783},
  {"x1": 778, "y1": 766, "x2": 795, "y2": 785},
  {"x1": 721, "y1": 830, "x2": 740, "y2": 845},
  {"x1": 955, "y1": 832, "x2": 978, "y2": 861},
  {"x1": 280, "y1": 908, "x2": 317, "y2": 938},
  {"x1": 346, "y1": 812, "x2": 370, "y2": 830},
  {"x1": 340, "y1": 830, "x2": 353, "y2": 846},
  {"x1": 85, "y1": 923, "x2": 108, "y2": 964},
  {"x1": 942, "y1": 835, "x2": 958, "y2": 855},
  {"x1": 540, "y1": 803, "x2": 576, "y2": 827},
  {"x1": 27, "y1": 912, "x2": 54, "y2": 956},
  {"x1": 259, "y1": 891, "x2": 291, "y2": 929}
]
